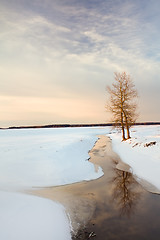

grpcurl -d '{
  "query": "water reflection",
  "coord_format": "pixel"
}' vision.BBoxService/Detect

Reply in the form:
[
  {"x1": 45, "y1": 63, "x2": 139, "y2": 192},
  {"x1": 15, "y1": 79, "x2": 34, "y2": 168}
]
[
  {"x1": 111, "y1": 168, "x2": 142, "y2": 217},
  {"x1": 31, "y1": 136, "x2": 160, "y2": 240}
]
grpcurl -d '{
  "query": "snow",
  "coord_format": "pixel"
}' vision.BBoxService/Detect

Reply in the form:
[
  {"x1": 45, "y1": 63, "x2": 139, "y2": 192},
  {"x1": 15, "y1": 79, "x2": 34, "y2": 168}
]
[
  {"x1": 111, "y1": 125, "x2": 160, "y2": 191},
  {"x1": 2, "y1": 125, "x2": 160, "y2": 240},
  {"x1": 0, "y1": 127, "x2": 109, "y2": 240},
  {"x1": 0, "y1": 191, "x2": 71, "y2": 240},
  {"x1": 0, "y1": 127, "x2": 109, "y2": 190}
]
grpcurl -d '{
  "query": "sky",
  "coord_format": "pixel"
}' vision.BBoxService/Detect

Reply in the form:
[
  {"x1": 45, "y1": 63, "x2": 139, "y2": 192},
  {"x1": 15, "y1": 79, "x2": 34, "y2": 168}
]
[{"x1": 0, "y1": 0, "x2": 160, "y2": 127}]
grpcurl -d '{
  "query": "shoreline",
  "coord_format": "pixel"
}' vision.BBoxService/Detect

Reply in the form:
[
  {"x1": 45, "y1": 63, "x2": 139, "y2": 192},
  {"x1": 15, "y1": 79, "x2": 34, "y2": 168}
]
[
  {"x1": 27, "y1": 135, "x2": 113, "y2": 234},
  {"x1": 27, "y1": 135, "x2": 160, "y2": 238},
  {"x1": 27, "y1": 136, "x2": 110, "y2": 233},
  {"x1": 114, "y1": 143, "x2": 160, "y2": 195}
]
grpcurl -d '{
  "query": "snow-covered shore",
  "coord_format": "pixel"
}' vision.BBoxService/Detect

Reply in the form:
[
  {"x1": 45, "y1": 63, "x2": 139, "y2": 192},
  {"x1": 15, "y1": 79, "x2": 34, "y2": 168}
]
[
  {"x1": 0, "y1": 127, "x2": 109, "y2": 240},
  {"x1": 111, "y1": 125, "x2": 160, "y2": 192},
  {"x1": 0, "y1": 127, "x2": 109, "y2": 190},
  {"x1": 1, "y1": 125, "x2": 160, "y2": 240},
  {"x1": 0, "y1": 191, "x2": 71, "y2": 240}
]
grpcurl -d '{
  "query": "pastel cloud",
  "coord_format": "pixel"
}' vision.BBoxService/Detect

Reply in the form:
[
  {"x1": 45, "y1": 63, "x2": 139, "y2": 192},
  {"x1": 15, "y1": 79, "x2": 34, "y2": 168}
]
[{"x1": 0, "y1": 0, "x2": 160, "y2": 127}]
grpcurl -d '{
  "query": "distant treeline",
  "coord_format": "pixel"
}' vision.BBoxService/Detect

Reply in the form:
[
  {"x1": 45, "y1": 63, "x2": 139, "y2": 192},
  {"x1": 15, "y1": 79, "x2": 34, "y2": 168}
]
[
  {"x1": 7, "y1": 123, "x2": 112, "y2": 129},
  {"x1": 0, "y1": 122, "x2": 160, "y2": 130}
]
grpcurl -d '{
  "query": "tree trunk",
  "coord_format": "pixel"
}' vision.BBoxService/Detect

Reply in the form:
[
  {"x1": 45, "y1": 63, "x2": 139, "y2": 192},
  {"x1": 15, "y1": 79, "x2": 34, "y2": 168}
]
[
  {"x1": 126, "y1": 125, "x2": 130, "y2": 139},
  {"x1": 120, "y1": 88, "x2": 126, "y2": 141},
  {"x1": 124, "y1": 113, "x2": 130, "y2": 139},
  {"x1": 122, "y1": 125, "x2": 126, "y2": 140},
  {"x1": 121, "y1": 112, "x2": 126, "y2": 140}
]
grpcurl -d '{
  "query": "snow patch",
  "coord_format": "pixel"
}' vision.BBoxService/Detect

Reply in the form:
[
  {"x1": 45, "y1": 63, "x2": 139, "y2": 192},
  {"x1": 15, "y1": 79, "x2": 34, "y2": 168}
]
[
  {"x1": 0, "y1": 127, "x2": 109, "y2": 190},
  {"x1": 0, "y1": 127, "x2": 110, "y2": 240},
  {"x1": 111, "y1": 125, "x2": 160, "y2": 191},
  {"x1": 0, "y1": 191, "x2": 71, "y2": 240}
]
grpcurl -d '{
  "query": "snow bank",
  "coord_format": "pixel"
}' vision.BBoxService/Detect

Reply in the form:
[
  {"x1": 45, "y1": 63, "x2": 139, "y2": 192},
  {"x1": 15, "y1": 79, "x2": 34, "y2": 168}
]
[
  {"x1": 0, "y1": 127, "x2": 110, "y2": 240},
  {"x1": 111, "y1": 125, "x2": 160, "y2": 191},
  {"x1": 0, "y1": 191, "x2": 71, "y2": 240},
  {"x1": 0, "y1": 127, "x2": 109, "y2": 190}
]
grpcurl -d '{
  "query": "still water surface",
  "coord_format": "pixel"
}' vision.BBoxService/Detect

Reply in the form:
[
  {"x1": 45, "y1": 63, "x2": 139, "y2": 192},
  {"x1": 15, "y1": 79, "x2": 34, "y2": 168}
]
[
  {"x1": 73, "y1": 136, "x2": 160, "y2": 240},
  {"x1": 31, "y1": 136, "x2": 160, "y2": 240}
]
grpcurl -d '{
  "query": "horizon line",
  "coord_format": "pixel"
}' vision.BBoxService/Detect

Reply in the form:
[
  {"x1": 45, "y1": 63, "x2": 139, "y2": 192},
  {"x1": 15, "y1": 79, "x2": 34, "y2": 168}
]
[{"x1": 1, "y1": 122, "x2": 160, "y2": 130}]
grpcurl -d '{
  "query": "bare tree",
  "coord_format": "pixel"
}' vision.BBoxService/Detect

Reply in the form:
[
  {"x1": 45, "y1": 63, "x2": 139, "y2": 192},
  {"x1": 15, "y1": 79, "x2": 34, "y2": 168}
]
[{"x1": 106, "y1": 72, "x2": 138, "y2": 140}]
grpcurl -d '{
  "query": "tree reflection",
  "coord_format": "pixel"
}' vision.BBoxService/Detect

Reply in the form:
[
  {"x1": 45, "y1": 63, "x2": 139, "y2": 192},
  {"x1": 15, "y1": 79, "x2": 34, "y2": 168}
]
[{"x1": 111, "y1": 168, "x2": 142, "y2": 217}]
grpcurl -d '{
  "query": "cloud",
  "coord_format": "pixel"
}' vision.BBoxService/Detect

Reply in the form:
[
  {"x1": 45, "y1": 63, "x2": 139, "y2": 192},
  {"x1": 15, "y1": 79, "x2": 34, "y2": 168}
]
[{"x1": 0, "y1": 0, "x2": 160, "y2": 126}]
